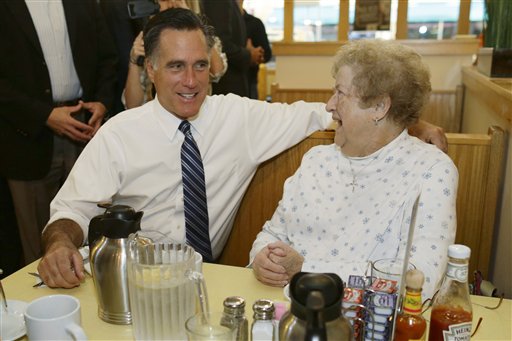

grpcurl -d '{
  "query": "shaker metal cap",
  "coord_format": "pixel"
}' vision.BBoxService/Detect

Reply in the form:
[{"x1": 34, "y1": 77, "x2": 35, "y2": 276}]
[
  {"x1": 252, "y1": 299, "x2": 275, "y2": 320},
  {"x1": 224, "y1": 296, "x2": 246, "y2": 309},
  {"x1": 223, "y1": 296, "x2": 246, "y2": 316}
]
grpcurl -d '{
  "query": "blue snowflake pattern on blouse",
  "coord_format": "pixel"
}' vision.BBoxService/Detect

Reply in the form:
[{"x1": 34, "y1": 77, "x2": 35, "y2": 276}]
[{"x1": 250, "y1": 130, "x2": 457, "y2": 299}]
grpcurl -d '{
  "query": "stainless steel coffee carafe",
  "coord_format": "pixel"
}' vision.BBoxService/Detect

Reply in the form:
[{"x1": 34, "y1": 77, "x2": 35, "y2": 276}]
[
  {"x1": 279, "y1": 272, "x2": 353, "y2": 341},
  {"x1": 88, "y1": 204, "x2": 143, "y2": 325}
]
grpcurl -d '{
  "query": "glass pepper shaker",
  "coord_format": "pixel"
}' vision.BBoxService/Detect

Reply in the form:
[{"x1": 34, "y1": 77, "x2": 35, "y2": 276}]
[{"x1": 221, "y1": 296, "x2": 248, "y2": 341}]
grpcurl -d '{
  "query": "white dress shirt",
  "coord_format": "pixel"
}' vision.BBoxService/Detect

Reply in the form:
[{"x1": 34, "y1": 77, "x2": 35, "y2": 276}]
[
  {"x1": 48, "y1": 94, "x2": 332, "y2": 259},
  {"x1": 249, "y1": 130, "x2": 458, "y2": 298},
  {"x1": 25, "y1": 0, "x2": 82, "y2": 101}
]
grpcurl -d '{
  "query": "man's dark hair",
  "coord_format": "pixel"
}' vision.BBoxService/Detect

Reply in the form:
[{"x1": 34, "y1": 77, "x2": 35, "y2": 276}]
[{"x1": 143, "y1": 8, "x2": 215, "y2": 64}]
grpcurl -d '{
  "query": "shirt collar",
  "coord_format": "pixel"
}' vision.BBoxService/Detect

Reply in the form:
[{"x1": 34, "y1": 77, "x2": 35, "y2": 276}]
[{"x1": 151, "y1": 95, "x2": 211, "y2": 141}]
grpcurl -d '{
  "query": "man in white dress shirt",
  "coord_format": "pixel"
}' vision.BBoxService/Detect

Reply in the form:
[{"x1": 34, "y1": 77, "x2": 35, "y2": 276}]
[{"x1": 37, "y1": 8, "x2": 446, "y2": 288}]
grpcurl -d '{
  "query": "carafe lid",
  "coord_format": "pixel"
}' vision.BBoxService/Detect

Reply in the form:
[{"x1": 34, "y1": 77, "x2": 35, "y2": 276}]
[
  {"x1": 103, "y1": 205, "x2": 140, "y2": 221},
  {"x1": 91, "y1": 204, "x2": 143, "y2": 240},
  {"x1": 289, "y1": 272, "x2": 344, "y2": 322}
]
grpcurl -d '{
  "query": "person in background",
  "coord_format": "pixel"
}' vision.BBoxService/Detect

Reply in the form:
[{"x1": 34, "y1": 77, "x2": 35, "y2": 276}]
[
  {"x1": 250, "y1": 40, "x2": 457, "y2": 299},
  {"x1": 202, "y1": 0, "x2": 264, "y2": 97},
  {"x1": 100, "y1": 0, "x2": 145, "y2": 115},
  {"x1": 124, "y1": 0, "x2": 227, "y2": 108},
  {"x1": 237, "y1": 0, "x2": 272, "y2": 100},
  {"x1": 36, "y1": 9, "x2": 447, "y2": 289},
  {"x1": 0, "y1": 178, "x2": 22, "y2": 278},
  {"x1": 0, "y1": 0, "x2": 118, "y2": 265}
]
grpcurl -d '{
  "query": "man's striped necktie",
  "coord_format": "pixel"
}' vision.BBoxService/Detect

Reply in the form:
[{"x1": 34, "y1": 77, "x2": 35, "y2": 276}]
[{"x1": 178, "y1": 120, "x2": 213, "y2": 262}]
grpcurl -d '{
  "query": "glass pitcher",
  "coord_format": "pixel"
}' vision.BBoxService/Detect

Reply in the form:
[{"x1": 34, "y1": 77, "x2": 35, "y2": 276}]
[{"x1": 127, "y1": 233, "x2": 208, "y2": 340}]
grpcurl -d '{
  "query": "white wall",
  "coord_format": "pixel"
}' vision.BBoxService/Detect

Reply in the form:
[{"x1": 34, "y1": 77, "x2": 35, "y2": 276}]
[{"x1": 274, "y1": 55, "x2": 475, "y2": 90}]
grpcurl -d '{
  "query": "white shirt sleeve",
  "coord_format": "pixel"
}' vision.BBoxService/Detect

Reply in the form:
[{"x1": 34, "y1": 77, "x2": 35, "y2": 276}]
[
  {"x1": 47, "y1": 126, "x2": 125, "y2": 240},
  {"x1": 408, "y1": 158, "x2": 458, "y2": 298},
  {"x1": 241, "y1": 99, "x2": 333, "y2": 164}
]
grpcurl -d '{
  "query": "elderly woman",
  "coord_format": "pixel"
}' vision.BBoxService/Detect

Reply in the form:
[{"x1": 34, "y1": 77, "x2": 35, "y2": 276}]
[{"x1": 250, "y1": 40, "x2": 457, "y2": 298}]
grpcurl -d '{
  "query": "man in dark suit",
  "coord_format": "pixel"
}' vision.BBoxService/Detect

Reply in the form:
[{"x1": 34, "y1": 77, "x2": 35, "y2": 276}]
[
  {"x1": 240, "y1": 3, "x2": 273, "y2": 99},
  {"x1": 202, "y1": 0, "x2": 264, "y2": 97},
  {"x1": 0, "y1": 0, "x2": 118, "y2": 264},
  {"x1": 99, "y1": 0, "x2": 145, "y2": 116}
]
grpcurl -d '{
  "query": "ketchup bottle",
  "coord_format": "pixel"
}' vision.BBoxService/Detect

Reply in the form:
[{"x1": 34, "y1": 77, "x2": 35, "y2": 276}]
[
  {"x1": 428, "y1": 245, "x2": 472, "y2": 341},
  {"x1": 394, "y1": 269, "x2": 427, "y2": 340}
]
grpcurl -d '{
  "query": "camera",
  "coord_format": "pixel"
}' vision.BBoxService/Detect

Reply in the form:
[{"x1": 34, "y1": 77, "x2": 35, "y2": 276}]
[
  {"x1": 127, "y1": 0, "x2": 159, "y2": 19},
  {"x1": 127, "y1": 0, "x2": 160, "y2": 65}
]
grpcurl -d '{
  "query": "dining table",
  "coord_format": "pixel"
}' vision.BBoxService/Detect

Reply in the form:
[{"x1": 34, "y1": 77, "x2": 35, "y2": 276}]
[{"x1": 1, "y1": 261, "x2": 511, "y2": 340}]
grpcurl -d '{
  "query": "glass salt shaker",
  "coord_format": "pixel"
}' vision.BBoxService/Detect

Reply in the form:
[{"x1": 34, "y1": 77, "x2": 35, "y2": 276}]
[
  {"x1": 221, "y1": 296, "x2": 248, "y2": 341},
  {"x1": 251, "y1": 299, "x2": 276, "y2": 341}
]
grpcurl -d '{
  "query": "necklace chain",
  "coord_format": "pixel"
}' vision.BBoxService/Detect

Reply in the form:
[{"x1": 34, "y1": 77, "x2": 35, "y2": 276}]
[{"x1": 347, "y1": 156, "x2": 378, "y2": 192}]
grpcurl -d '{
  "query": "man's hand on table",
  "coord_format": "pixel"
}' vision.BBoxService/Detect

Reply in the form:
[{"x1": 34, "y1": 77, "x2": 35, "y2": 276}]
[
  {"x1": 37, "y1": 242, "x2": 85, "y2": 288},
  {"x1": 37, "y1": 219, "x2": 86, "y2": 288}
]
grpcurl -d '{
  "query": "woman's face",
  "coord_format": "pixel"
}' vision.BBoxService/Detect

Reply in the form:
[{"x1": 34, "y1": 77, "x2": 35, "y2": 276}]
[{"x1": 326, "y1": 65, "x2": 377, "y2": 156}]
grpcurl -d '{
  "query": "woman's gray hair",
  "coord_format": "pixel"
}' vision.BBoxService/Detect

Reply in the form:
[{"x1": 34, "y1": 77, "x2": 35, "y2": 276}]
[{"x1": 331, "y1": 40, "x2": 431, "y2": 127}]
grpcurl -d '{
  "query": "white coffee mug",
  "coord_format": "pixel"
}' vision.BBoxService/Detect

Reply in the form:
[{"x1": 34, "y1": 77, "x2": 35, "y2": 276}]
[{"x1": 24, "y1": 294, "x2": 87, "y2": 341}]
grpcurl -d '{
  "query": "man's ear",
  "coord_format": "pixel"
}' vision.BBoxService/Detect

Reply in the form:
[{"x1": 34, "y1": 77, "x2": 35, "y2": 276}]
[{"x1": 146, "y1": 60, "x2": 155, "y2": 83}]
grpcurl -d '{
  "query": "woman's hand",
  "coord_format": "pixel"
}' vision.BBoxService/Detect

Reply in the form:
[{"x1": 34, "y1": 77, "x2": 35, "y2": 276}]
[
  {"x1": 252, "y1": 246, "x2": 289, "y2": 287},
  {"x1": 268, "y1": 241, "x2": 304, "y2": 280},
  {"x1": 129, "y1": 31, "x2": 145, "y2": 65},
  {"x1": 158, "y1": 0, "x2": 189, "y2": 11}
]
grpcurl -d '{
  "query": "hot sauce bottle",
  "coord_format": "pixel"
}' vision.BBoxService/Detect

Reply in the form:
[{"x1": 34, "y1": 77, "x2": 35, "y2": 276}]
[
  {"x1": 394, "y1": 269, "x2": 427, "y2": 341},
  {"x1": 428, "y1": 244, "x2": 472, "y2": 341}
]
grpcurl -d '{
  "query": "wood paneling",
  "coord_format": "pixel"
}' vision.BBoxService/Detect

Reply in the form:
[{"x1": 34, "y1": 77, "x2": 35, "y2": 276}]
[
  {"x1": 446, "y1": 126, "x2": 505, "y2": 278},
  {"x1": 396, "y1": 0, "x2": 409, "y2": 40},
  {"x1": 338, "y1": 0, "x2": 349, "y2": 41},
  {"x1": 219, "y1": 127, "x2": 506, "y2": 281},
  {"x1": 420, "y1": 87, "x2": 463, "y2": 133},
  {"x1": 270, "y1": 83, "x2": 332, "y2": 104},
  {"x1": 270, "y1": 83, "x2": 463, "y2": 132},
  {"x1": 458, "y1": 0, "x2": 471, "y2": 36}
]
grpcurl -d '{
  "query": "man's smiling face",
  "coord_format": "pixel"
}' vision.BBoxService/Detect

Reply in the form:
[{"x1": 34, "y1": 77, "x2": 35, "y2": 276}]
[{"x1": 147, "y1": 28, "x2": 210, "y2": 119}]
